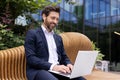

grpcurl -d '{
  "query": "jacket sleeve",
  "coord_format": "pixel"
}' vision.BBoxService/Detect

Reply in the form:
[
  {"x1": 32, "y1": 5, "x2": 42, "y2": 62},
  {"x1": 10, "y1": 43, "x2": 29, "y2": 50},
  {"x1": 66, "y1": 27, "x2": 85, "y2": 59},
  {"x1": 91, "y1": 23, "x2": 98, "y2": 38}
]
[{"x1": 24, "y1": 30, "x2": 52, "y2": 70}]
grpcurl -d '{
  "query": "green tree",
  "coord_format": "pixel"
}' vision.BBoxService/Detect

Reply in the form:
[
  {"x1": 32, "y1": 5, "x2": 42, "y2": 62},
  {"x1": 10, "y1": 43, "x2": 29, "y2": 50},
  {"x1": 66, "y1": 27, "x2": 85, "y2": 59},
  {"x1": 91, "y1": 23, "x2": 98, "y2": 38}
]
[{"x1": 0, "y1": 0, "x2": 61, "y2": 26}]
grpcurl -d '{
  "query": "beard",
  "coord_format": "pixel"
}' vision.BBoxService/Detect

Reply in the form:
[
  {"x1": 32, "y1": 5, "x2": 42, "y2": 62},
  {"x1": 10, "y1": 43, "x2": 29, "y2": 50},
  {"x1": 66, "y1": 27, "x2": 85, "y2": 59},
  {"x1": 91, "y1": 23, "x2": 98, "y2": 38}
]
[{"x1": 44, "y1": 19, "x2": 57, "y2": 32}]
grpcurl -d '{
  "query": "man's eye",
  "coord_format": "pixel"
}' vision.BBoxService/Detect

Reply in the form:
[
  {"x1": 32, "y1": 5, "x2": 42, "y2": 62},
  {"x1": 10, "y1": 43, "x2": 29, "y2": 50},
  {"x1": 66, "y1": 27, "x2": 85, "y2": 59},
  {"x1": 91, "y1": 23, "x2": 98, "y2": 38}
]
[{"x1": 51, "y1": 17, "x2": 59, "y2": 21}]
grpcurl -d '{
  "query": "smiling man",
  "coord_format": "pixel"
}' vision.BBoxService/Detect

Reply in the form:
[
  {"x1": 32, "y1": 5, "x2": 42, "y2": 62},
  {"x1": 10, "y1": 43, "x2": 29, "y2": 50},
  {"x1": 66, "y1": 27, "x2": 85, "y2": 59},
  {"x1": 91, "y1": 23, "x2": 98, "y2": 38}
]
[{"x1": 24, "y1": 5, "x2": 85, "y2": 80}]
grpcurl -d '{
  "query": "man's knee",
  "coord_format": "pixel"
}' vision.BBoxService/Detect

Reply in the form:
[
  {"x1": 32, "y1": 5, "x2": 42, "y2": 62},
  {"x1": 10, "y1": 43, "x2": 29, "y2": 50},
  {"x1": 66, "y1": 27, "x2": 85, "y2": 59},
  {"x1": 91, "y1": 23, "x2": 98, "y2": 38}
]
[{"x1": 34, "y1": 70, "x2": 58, "y2": 80}]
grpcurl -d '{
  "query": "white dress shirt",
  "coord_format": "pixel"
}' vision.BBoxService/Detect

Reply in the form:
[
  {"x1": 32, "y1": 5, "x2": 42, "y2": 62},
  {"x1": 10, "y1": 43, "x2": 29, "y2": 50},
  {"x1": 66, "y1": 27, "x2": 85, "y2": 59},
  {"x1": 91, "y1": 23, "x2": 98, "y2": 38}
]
[{"x1": 41, "y1": 25, "x2": 59, "y2": 70}]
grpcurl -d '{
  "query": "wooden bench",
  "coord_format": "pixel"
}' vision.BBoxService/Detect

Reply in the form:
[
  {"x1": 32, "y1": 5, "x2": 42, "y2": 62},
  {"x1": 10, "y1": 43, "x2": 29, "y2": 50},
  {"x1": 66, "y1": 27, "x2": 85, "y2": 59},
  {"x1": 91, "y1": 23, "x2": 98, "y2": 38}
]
[{"x1": 0, "y1": 32, "x2": 120, "y2": 80}]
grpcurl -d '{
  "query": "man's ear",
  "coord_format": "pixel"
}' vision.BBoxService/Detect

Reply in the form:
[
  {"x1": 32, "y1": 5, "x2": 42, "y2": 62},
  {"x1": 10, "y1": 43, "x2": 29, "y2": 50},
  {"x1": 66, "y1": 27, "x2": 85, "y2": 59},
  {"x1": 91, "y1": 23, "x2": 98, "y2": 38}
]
[{"x1": 42, "y1": 14, "x2": 46, "y2": 21}]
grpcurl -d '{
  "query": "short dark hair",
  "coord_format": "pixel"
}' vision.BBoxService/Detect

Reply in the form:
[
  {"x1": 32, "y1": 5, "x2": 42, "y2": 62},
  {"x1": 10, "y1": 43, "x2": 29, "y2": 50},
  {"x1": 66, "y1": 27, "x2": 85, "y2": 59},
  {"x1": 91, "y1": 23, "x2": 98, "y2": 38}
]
[{"x1": 41, "y1": 5, "x2": 60, "y2": 17}]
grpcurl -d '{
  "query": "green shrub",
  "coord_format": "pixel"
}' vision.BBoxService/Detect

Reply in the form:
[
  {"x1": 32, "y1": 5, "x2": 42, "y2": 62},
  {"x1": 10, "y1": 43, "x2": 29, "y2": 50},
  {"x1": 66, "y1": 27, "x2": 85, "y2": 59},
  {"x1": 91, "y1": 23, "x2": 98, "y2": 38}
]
[
  {"x1": 0, "y1": 24, "x2": 24, "y2": 50},
  {"x1": 92, "y1": 41, "x2": 105, "y2": 60}
]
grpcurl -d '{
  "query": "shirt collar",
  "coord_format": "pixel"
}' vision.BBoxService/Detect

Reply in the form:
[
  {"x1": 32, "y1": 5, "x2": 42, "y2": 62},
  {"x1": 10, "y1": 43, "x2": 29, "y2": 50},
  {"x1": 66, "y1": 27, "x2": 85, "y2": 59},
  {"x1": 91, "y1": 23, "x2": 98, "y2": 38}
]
[{"x1": 41, "y1": 25, "x2": 54, "y2": 34}]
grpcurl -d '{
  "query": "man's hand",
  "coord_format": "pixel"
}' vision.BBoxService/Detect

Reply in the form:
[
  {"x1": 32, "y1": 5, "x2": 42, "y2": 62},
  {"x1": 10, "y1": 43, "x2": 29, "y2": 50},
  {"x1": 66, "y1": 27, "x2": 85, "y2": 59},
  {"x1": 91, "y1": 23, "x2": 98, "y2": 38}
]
[
  {"x1": 67, "y1": 64, "x2": 73, "y2": 72},
  {"x1": 52, "y1": 65, "x2": 71, "y2": 74}
]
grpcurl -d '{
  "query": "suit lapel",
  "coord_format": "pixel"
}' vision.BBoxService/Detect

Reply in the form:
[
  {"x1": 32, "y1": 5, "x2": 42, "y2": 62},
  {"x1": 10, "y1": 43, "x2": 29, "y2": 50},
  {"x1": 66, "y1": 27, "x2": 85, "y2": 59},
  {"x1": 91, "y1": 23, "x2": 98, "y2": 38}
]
[
  {"x1": 53, "y1": 34, "x2": 61, "y2": 62},
  {"x1": 53, "y1": 34, "x2": 58, "y2": 49},
  {"x1": 38, "y1": 27, "x2": 49, "y2": 52},
  {"x1": 53, "y1": 34, "x2": 60, "y2": 54}
]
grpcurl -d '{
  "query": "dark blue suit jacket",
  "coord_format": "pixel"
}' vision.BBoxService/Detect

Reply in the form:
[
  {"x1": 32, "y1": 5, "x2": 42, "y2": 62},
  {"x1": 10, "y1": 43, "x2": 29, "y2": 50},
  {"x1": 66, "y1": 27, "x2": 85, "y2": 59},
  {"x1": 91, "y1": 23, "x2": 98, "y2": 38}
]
[{"x1": 24, "y1": 27, "x2": 71, "y2": 80}]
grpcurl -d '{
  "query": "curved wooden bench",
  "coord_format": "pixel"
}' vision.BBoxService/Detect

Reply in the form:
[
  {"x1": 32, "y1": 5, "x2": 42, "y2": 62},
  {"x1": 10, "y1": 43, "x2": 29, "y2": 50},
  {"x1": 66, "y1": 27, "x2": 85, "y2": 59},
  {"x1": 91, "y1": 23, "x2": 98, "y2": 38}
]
[
  {"x1": 0, "y1": 46, "x2": 27, "y2": 80},
  {"x1": 60, "y1": 32, "x2": 93, "y2": 63}
]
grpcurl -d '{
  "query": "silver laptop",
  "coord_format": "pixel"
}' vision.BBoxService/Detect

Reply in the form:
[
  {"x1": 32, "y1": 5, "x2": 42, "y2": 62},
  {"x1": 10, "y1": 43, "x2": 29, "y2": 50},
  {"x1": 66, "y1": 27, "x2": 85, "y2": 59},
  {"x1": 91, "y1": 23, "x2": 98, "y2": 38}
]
[{"x1": 49, "y1": 51, "x2": 98, "y2": 79}]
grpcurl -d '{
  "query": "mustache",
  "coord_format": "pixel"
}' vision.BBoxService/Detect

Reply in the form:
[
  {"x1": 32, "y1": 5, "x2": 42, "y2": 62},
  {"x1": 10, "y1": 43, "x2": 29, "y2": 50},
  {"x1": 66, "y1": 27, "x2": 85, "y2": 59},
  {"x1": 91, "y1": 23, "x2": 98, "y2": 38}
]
[{"x1": 50, "y1": 23, "x2": 57, "y2": 26}]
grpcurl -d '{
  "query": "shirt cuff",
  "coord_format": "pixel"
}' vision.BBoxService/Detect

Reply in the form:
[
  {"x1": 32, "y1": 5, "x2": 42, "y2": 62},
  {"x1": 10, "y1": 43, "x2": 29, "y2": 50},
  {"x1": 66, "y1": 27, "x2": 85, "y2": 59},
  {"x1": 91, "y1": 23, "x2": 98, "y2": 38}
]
[{"x1": 50, "y1": 64, "x2": 57, "y2": 71}]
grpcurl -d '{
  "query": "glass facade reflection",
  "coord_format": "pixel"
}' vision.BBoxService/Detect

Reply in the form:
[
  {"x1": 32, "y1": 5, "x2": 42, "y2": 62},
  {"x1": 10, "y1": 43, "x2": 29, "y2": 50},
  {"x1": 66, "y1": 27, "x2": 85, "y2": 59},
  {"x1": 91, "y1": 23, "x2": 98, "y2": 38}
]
[{"x1": 84, "y1": 0, "x2": 120, "y2": 64}]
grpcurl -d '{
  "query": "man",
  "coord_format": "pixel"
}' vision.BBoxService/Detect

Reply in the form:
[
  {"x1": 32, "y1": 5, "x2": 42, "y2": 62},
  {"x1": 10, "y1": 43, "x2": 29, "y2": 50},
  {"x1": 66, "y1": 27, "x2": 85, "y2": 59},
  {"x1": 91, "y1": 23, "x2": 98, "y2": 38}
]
[{"x1": 24, "y1": 5, "x2": 86, "y2": 80}]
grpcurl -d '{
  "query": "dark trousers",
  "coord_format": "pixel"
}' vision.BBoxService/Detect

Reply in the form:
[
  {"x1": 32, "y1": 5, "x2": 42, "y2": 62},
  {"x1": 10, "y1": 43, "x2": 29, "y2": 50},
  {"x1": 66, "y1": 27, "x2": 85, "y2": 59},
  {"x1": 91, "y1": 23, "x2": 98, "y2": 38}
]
[{"x1": 34, "y1": 70, "x2": 86, "y2": 80}]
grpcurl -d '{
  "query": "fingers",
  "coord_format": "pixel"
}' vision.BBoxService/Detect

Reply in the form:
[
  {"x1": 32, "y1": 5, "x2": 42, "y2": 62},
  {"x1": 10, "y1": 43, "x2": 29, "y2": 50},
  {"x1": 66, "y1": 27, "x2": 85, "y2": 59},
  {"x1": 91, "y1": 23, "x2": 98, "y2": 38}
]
[
  {"x1": 52, "y1": 65, "x2": 71, "y2": 73},
  {"x1": 61, "y1": 65, "x2": 71, "y2": 73},
  {"x1": 67, "y1": 64, "x2": 73, "y2": 72}
]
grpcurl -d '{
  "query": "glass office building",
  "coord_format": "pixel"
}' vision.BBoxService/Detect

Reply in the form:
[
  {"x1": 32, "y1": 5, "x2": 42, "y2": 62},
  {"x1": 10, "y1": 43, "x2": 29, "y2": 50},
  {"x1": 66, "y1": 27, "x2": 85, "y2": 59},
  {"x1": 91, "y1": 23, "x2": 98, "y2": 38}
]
[
  {"x1": 84, "y1": 0, "x2": 120, "y2": 64},
  {"x1": 36, "y1": 0, "x2": 120, "y2": 67}
]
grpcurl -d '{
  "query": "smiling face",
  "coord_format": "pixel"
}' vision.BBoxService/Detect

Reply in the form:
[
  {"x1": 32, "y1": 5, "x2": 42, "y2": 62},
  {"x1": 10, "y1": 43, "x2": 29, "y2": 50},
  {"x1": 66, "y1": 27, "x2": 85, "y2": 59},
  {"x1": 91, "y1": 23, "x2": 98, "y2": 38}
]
[{"x1": 42, "y1": 11, "x2": 59, "y2": 32}]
